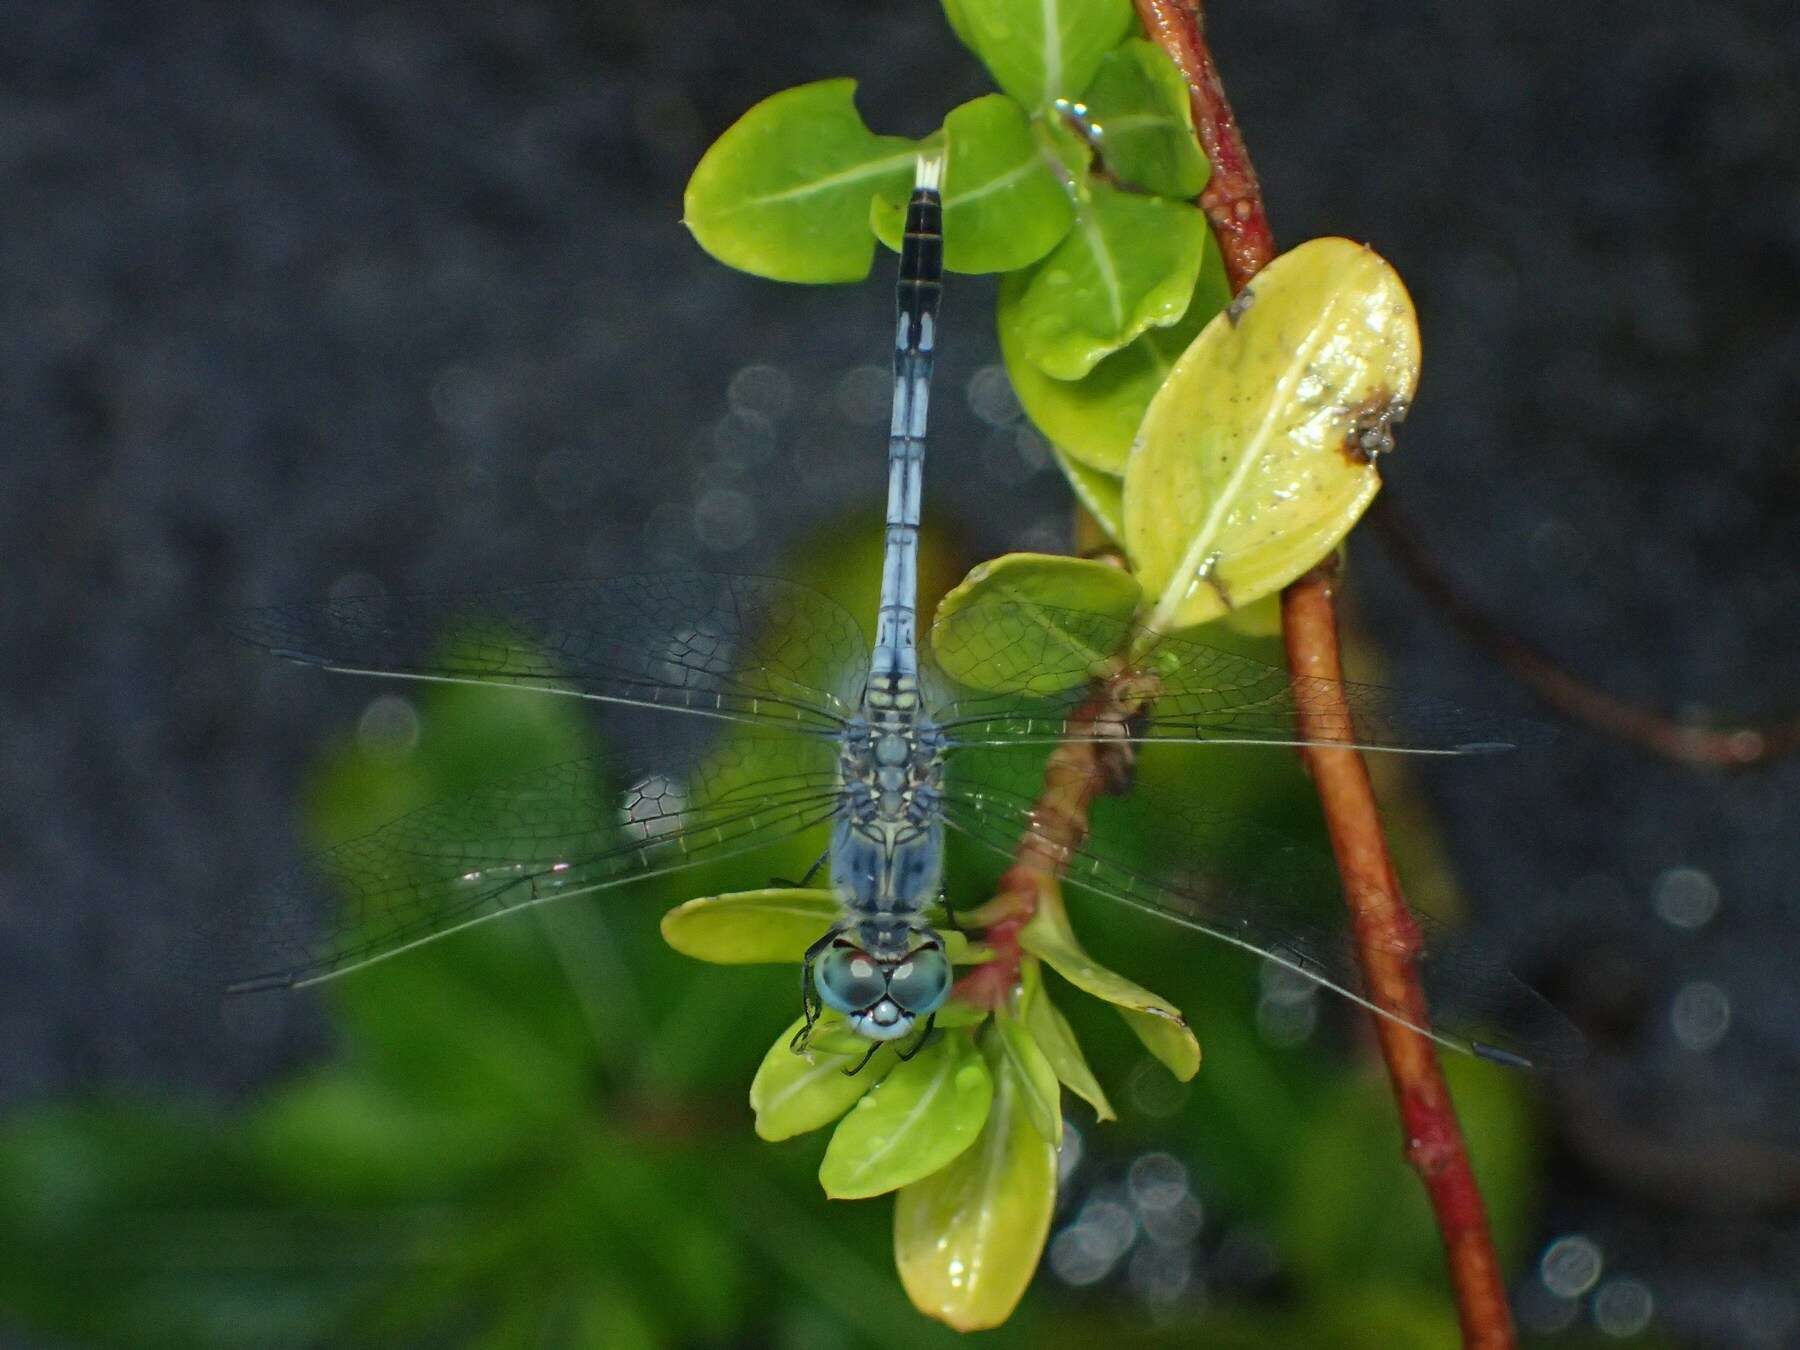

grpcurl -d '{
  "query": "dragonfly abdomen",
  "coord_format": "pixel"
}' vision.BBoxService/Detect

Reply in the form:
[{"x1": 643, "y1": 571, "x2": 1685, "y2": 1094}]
[{"x1": 871, "y1": 153, "x2": 943, "y2": 686}]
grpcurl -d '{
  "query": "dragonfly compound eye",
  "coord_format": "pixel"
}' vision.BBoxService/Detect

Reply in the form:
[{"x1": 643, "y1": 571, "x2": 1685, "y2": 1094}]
[
  {"x1": 885, "y1": 945, "x2": 951, "y2": 1017},
  {"x1": 814, "y1": 946, "x2": 889, "y2": 1015}
]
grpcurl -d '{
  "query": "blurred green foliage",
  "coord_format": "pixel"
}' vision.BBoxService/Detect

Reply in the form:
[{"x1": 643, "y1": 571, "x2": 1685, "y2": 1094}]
[{"x1": 0, "y1": 519, "x2": 1584, "y2": 1347}]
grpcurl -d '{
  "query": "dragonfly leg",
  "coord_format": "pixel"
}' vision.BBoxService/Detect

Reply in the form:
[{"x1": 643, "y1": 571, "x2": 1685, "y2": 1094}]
[
  {"x1": 835, "y1": 1014, "x2": 937, "y2": 1075},
  {"x1": 792, "y1": 928, "x2": 836, "y2": 1052},
  {"x1": 842, "y1": 1041, "x2": 883, "y2": 1076},
  {"x1": 935, "y1": 886, "x2": 964, "y2": 935},
  {"x1": 770, "y1": 848, "x2": 831, "y2": 890},
  {"x1": 895, "y1": 1013, "x2": 938, "y2": 1062},
  {"x1": 792, "y1": 972, "x2": 820, "y2": 1052}
]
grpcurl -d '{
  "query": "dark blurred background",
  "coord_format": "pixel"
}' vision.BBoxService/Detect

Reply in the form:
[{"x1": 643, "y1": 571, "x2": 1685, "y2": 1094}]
[{"x1": 4, "y1": 1, "x2": 1798, "y2": 1347}]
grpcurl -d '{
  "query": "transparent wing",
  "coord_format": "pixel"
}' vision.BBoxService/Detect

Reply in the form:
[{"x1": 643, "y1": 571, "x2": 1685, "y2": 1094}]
[
  {"x1": 212, "y1": 736, "x2": 843, "y2": 993},
  {"x1": 927, "y1": 599, "x2": 1532, "y2": 754},
  {"x1": 941, "y1": 752, "x2": 1581, "y2": 1069},
  {"x1": 230, "y1": 573, "x2": 870, "y2": 735}
]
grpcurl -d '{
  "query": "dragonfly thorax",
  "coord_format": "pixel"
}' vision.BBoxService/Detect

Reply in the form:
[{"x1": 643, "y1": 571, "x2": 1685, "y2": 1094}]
[{"x1": 833, "y1": 697, "x2": 946, "y2": 919}]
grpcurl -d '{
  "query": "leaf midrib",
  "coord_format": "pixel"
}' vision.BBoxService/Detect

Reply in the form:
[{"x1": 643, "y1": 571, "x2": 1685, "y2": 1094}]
[
  {"x1": 837, "y1": 1044, "x2": 966, "y2": 1189},
  {"x1": 701, "y1": 150, "x2": 919, "y2": 218},
  {"x1": 1145, "y1": 266, "x2": 1356, "y2": 633}
]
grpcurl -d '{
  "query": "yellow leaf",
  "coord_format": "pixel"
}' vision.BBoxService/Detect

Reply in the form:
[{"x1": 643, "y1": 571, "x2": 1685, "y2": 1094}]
[
  {"x1": 894, "y1": 1035, "x2": 1059, "y2": 1330},
  {"x1": 820, "y1": 1030, "x2": 992, "y2": 1199},
  {"x1": 749, "y1": 1014, "x2": 898, "y2": 1141},
  {"x1": 660, "y1": 889, "x2": 838, "y2": 964},
  {"x1": 930, "y1": 553, "x2": 1141, "y2": 695},
  {"x1": 992, "y1": 1014, "x2": 1063, "y2": 1145},
  {"x1": 1019, "y1": 880, "x2": 1200, "y2": 1080},
  {"x1": 1020, "y1": 959, "x2": 1115, "y2": 1121},
  {"x1": 1055, "y1": 449, "x2": 1126, "y2": 544},
  {"x1": 662, "y1": 889, "x2": 984, "y2": 965},
  {"x1": 1124, "y1": 237, "x2": 1420, "y2": 631}
]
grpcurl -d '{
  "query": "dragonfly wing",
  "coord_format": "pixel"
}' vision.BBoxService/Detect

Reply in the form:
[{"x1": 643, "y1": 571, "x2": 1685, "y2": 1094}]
[
  {"x1": 212, "y1": 736, "x2": 843, "y2": 993},
  {"x1": 230, "y1": 573, "x2": 870, "y2": 734},
  {"x1": 940, "y1": 753, "x2": 1581, "y2": 1069},
  {"x1": 927, "y1": 598, "x2": 1535, "y2": 754}
]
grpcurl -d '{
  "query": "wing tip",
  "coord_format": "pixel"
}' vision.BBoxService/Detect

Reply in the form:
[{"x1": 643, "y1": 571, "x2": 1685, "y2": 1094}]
[
  {"x1": 224, "y1": 971, "x2": 299, "y2": 996},
  {"x1": 1470, "y1": 1040, "x2": 1535, "y2": 1070}
]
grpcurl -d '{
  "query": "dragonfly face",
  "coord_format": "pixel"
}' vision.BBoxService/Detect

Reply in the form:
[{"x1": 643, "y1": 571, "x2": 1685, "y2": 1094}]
[{"x1": 811, "y1": 921, "x2": 951, "y2": 1041}]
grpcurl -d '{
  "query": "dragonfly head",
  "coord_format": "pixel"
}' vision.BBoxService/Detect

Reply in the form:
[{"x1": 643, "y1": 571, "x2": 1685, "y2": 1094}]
[{"x1": 812, "y1": 921, "x2": 952, "y2": 1042}]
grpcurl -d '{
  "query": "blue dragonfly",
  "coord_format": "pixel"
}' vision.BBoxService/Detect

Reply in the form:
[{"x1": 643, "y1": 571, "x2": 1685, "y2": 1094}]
[{"x1": 226, "y1": 156, "x2": 1572, "y2": 1069}]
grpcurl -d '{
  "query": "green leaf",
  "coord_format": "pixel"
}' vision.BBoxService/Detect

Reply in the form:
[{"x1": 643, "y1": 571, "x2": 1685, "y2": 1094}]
[
  {"x1": 1008, "y1": 181, "x2": 1208, "y2": 380},
  {"x1": 932, "y1": 552, "x2": 1142, "y2": 694},
  {"x1": 803, "y1": 1021, "x2": 872, "y2": 1057},
  {"x1": 939, "y1": 550, "x2": 1144, "y2": 618},
  {"x1": 750, "y1": 1015, "x2": 900, "y2": 1141},
  {"x1": 819, "y1": 1031, "x2": 993, "y2": 1199},
  {"x1": 1020, "y1": 879, "x2": 1200, "y2": 1080},
  {"x1": 871, "y1": 95, "x2": 1073, "y2": 274},
  {"x1": 1116, "y1": 1005, "x2": 1204, "y2": 1084},
  {"x1": 893, "y1": 1032, "x2": 1059, "y2": 1331},
  {"x1": 1126, "y1": 237, "x2": 1421, "y2": 631},
  {"x1": 934, "y1": 999, "x2": 992, "y2": 1030},
  {"x1": 991, "y1": 1016, "x2": 1063, "y2": 1144},
  {"x1": 682, "y1": 79, "x2": 918, "y2": 283},
  {"x1": 1020, "y1": 959, "x2": 1115, "y2": 1121},
  {"x1": 944, "y1": 0, "x2": 1135, "y2": 110},
  {"x1": 1219, "y1": 591, "x2": 1285, "y2": 637},
  {"x1": 660, "y1": 888, "x2": 839, "y2": 964},
  {"x1": 1078, "y1": 39, "x2": 1209, "y2": 198},
  {"x1": 940, "y1": 0, "x2": 979, "y2": 49},
  {"x1": 661, "y1": 889, "x2": 986, "y2": 966},
  {"x1": 1003, "y1": 229, "x2": 1230, "y2": 472},
  {"x1": 1055, "y1": 449, "x2": 1126, "y2": 543}
]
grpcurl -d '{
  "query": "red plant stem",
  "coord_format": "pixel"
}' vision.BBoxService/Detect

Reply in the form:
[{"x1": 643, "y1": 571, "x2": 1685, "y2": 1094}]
[
  {"x1": 956, "y1": 682, "x2": 1140, "y2": 1008},
  {"x1": 1133, "y1": 3, "x2": 1518, "y2": 1345},
  {"x1": 1133, "y1": 0, "x2": 1276, "y2": 292},
  {"x1": 1283, "y1": 565, "x2": 1515, "y2": 1349}
]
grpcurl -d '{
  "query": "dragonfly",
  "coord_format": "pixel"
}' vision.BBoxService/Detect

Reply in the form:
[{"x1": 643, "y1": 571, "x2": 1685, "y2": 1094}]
[{"x1": 226, "y1": 155, "x2": 1574, "y2": 1069}]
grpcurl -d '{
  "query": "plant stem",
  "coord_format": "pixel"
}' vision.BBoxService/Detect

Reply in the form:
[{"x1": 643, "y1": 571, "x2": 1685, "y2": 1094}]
[
  {"x1": 1282, "y1": 562, "x2": 1515, "y2": 1349},
  {"x1": 955, "y1": 680, "x2": 1143, "y2": 1008},
  {"x1": 1134, "y1": 2, "x2": 1518, "y2": 1344},
  {"x1": 1133, "y1": 0, "x2": 1275, "y2": 292}
]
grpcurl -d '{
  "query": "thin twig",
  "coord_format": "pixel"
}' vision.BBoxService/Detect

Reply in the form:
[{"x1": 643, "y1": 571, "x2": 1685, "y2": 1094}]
[
  {"x1": 1135, "y1": 3, "x2": 1518, "y2": 1344},
  {"x1": 1133, "y1": 0, "x2": 1275, "y2": 292},
  {"x1": 1368, "y1": 495, "x2": 1800, "y2": 768},
  {"x1": 955, "y1": 681, "x2": 1144, "y2": 1006}
]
